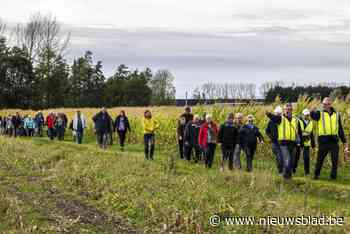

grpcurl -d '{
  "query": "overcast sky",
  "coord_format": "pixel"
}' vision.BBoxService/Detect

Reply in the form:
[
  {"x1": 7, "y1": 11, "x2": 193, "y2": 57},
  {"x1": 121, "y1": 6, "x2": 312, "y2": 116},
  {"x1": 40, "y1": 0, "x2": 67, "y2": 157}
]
[{"x1": 2, "y1": 0, "x2": 350, "y2": 97}]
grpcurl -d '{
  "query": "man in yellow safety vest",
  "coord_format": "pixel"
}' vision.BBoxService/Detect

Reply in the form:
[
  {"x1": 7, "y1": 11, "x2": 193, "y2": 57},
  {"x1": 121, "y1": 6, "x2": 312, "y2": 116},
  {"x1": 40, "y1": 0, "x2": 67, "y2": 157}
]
[
  {"x1": 266, "y1": 103, "x2": 303, "y2": 179},
  {"x1": 310, "y1": 97, "x2": 349, "y2": 180}
]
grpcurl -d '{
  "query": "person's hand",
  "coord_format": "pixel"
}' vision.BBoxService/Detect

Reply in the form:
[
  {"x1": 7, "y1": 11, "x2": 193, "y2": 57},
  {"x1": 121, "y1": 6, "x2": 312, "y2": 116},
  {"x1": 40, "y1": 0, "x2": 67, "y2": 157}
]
[
  {"x1": 179, "y1": 136, "x2": 182, "y2": 140},
  {"x1": 260, "y1": 140, "x2": 264, "y2": 144}
]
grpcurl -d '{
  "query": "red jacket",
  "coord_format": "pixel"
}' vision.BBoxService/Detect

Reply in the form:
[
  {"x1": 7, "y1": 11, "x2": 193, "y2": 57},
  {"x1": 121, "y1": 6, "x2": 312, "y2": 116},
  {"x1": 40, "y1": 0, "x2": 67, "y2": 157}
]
[
  {"x1": 198, "y1": 122, "x2": 219, "y2": 148},
  {"x1": 46, "y1": 115, "x2": 55, "y2": 129}
]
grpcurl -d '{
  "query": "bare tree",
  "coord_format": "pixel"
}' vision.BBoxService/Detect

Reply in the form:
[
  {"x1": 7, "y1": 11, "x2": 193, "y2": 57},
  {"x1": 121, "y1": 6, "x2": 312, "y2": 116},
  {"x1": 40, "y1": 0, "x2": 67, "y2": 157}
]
[{"x1": 13, "y1": 13, "x2": 70, "y2": 62}]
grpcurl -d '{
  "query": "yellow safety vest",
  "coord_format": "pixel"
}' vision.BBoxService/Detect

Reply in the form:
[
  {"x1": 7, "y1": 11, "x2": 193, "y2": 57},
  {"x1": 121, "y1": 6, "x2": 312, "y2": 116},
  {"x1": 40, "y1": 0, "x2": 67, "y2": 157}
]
[
  {"x1": 317, "y1": 111, "x2": 339, "y2": 136},
  {"x1": 278, "y1": 116, "x2": 298, "y2": 141},
  {"x1": 303, "y1": 120, "x2": 314, "y2": 147}
]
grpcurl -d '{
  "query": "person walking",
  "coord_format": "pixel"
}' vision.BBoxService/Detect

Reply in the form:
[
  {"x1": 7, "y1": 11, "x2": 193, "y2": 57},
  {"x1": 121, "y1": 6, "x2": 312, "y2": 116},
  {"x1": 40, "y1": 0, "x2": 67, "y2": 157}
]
[
  {"x1": 177, "y1": 116, "x2": 187, "y2": 159},
  {"x1": 93, "y1": 107, "x2": 113, "y2": 149},
  {"x1": 34, "y1": 111, "x2": 45, "y2": 137},
  {"x1": 218, "y1": 113, "x2": 239, "y2": 171},
  {"x1": 233, "y1": 113, "x2": 244, "y2": 169},
  {"x1": 310, "y1": 97, "x2": 348, "y2": 180},
  {"x1": 114, "y1": 110, "x2": 131, "y2": 150},
  {"x1": 199, "y1": 114, "x2": 219, "y2": 168},
  {"x1": 55, "y1": 113, "x2": 67, "y2": 141},
  {"x1": 184, "y1": 114, "x2": 202, "y2": 163},
  {"x1": 72, "y1": 110, "x2": 87, "y2": 144},
  {"x1": 265, "y1": 106, "x2": 284, "y2": 174},
  {"x1": 293, "y1": 109, "x2": 316, "y2": 175},
  {"x1": 46, "y1": 112, "x2": 56, "y2": 140},
  {"x1": 12, "y1": 113, "x2": 22, "y2": 137},
  {"x1": 266, "y1": 103, "x2": 303, "y2": 180},
  {"x1": 0, "y1": 117, "x2": 4, "y2": 135},
  {"x1": 24, "y1": 115, "x2": 35, "y2": 137},
  {"x1": 239, "y1": 115, "x2": 264, "y2": 172},
  {"x1": 6, "y1": 115, "x2": 13, "y2": 136},
  {"x1": 143, "y1": 110, "x2": 159, "y2": 160}
]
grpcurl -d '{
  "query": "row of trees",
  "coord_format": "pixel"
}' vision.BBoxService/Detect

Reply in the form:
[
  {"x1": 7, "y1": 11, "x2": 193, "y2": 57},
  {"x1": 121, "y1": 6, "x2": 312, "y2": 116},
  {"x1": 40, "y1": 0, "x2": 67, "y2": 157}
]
[
  {"x1": 265, "y1": 85, "x2": 350, "y2": 103},
  {"x1": 192, "y1": 82, "x2": 257, "y2": 100},
  {"x1": 0, "y1": 14, "x2": 176, "y2": 109}
]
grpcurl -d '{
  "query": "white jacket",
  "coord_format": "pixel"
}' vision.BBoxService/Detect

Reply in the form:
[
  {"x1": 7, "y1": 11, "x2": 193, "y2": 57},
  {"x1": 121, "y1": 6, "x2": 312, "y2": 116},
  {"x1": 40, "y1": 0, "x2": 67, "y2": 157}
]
[{"x1": 72, "y1": 114, "x2": 87, "y2": 131}]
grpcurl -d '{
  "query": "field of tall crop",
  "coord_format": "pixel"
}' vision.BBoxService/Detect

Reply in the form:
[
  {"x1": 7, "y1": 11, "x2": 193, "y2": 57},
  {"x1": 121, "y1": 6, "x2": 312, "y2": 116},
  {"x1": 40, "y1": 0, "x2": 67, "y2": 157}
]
[{"x1": 0, "y1": 97, "x2": 350, "y2": 233}]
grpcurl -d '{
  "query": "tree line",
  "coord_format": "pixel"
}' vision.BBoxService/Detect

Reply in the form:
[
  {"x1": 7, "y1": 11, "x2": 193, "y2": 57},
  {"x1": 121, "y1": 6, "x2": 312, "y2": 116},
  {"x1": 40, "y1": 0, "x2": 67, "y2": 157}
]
[{"x1": 0, "y1": 14, "x2": 176, "y2": 109}]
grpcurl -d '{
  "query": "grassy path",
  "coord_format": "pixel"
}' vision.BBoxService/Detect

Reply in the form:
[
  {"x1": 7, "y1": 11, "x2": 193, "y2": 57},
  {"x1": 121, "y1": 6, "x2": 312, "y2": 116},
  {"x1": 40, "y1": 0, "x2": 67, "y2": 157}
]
[{"x1": 0, "y1": 136, "x2": 349, "y2": 233}]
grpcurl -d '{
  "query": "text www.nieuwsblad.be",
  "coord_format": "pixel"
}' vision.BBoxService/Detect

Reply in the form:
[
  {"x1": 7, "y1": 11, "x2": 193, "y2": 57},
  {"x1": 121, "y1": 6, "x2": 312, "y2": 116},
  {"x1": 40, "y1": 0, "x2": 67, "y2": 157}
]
[{"x1": 209, "y1": 215, "x2": 345, "y2": 227}]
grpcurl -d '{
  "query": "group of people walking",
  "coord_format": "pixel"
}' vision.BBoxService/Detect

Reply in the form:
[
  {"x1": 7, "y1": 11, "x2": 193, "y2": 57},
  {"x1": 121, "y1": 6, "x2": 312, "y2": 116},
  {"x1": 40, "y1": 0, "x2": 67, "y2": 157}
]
[
  {"x1": 0, "y1": 112, "x2": 46, "y2": 138},
  {"x1": 176, "y1": 97, "x2": 349, "y2": 181},
  {"x1": 177, "y1": 107, "x2": 264, "y2": 171},
  {"x1": 265, "y1": 97, "x2": 349, "y2": 180},
  {"x1": 0, "y1": 96, "x2": 348, "y2": 181}
]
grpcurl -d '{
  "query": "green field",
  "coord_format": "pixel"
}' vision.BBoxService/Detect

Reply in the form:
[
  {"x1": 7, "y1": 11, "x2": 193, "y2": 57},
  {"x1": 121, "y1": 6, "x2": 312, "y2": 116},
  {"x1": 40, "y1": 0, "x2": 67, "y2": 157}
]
[{"x1": 0, "y1": 132, "x2": 349, "y2": 233}]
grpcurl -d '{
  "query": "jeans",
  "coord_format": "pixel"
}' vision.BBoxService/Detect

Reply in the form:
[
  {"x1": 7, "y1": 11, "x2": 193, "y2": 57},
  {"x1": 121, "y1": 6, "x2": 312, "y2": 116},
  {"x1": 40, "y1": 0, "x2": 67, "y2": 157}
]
[
  {"x1": 144, "y1": 134, "x2": 155, "y2": 160},
  {"x1": 272, "y1": 142, "x2": 283, "y2": 174},
  {"x1": 233, "y1": 144, "x2": 242, "y2": 169},
  {"x1": 315, "y1": 143, "x2": 339, "y2": 179},
  {"x1": 294, "y1": 146, "x2": 311, "y2": 175},
  {"x1": 280, "y1": 144, "x2": 297, "y2": 179},
  {"x1": 221, "y1": 144, "x2": 234, "y2": 170},
  {"x1": 204, "y1": 143, "x2": 216, "y2": 168},
  {"x1": 243, "y1": 146, "x2": 256, "y2": 172},
  {"x1": 97, "y1": 130, "x2": 109, "y2": 148}
]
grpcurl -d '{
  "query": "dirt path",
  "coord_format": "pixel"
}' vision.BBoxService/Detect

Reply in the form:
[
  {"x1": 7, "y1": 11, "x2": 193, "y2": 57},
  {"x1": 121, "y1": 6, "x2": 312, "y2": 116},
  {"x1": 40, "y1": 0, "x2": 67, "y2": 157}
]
[{"x1": 0, "y1": 160, "x2": 141, "y2": 234}]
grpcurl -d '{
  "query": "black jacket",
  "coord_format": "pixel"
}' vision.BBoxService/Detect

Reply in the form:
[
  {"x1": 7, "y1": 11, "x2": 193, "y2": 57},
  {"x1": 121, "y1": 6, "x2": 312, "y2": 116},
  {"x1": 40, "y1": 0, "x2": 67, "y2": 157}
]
[
  {"x1": 184, "y1": 120, "x2": 201, "y2": 147},
  {"x1": 114, "y1": 115, "x2": 131, "y2": 132},
  {"x1": 239, "y1": 124, "x2": 263, "y2": 148},
  {"x1": 11, "y1": 116, "x2": 22, "y2": 128},
  {"x1": 93, "y1": 112, "x2": 112, "y2": 133},
  {"x1": 218, "y1": 121, "x2": 238, "y2": 146},
  {"x1": 265, "y1": 120, "x2": 278, "y2": 144}
]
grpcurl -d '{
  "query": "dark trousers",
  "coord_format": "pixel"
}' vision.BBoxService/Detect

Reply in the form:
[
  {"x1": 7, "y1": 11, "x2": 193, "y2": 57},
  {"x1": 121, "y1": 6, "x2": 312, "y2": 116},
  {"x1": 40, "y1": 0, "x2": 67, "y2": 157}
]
[
  {"x1": 315, "y1": 143, "x2": 339, "y2": 179},
  {"x1": 221, "y1": 144, "x2": 234, "y2": 170},
  {"x1": 280, "y1": 144, "x2": 297, "y2": 179},
  {"x1": 144, "y1": 134, "x2": 155, "y2": 160},
  {"x1": 204, "y1": 143, "x2": 216, "y2": 168},
  {"x1": 48, "y1": 128, "x2": 55, "y2": 140},
  {"x1": 36, "y1": 126, "x2": 43, "y2": 137},
  {"x1": 56, "y1": 127, "x2": 65, "y2": 141},
  {"x1": 26, "y1": 129, "x2": 34, "y2": 137},
  {"x1": 243, "y1": 146, "x2": 256, "y2": 172},
  {"x1": 96, "y1": 130, "x2": 108, "y2": 148},
  {"x1": 293, "y1": 146, "x2": 301, "y2": 173},
  {"x1": 272, "y1": 142, "x2": 283, "y2": 174},
  {"x1": 294, "y1": 146, "x2": 311, "y2": 175},
  {"x1": 76, "y1": 131, "x2": 83, "y2": 144},
  {"x1": 184, "y1": 144, "x2": 201, "y2": 162},
  {"x1": 117, "y1": 130, "x2": 127, "y2": 147},
  {"x1": 178, "y1": 139, "x2": 184, "y2": 159}
]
